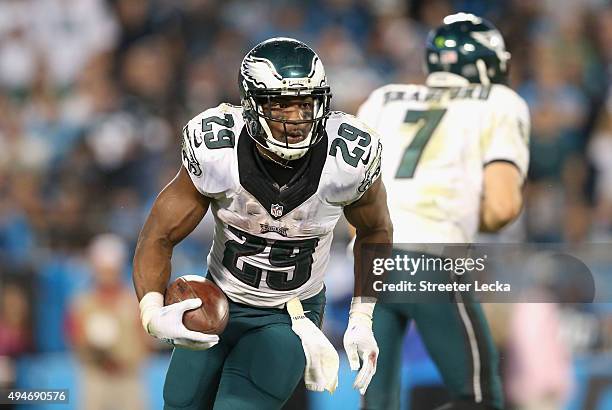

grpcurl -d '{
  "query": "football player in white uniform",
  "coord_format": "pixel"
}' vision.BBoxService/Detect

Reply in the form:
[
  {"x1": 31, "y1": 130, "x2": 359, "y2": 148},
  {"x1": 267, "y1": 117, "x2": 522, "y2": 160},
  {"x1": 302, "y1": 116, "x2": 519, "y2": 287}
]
[
  {"x1": 133, "y1": 37, "x2": 392, "y2": 409},
  {"x1": 356, "y1": 14, "x2": 529, "y2": 410}
]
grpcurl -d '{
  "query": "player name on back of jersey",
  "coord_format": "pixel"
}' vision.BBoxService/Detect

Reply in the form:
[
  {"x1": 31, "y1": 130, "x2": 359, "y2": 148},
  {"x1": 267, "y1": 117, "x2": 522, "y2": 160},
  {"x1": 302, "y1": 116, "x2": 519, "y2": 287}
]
[{"x1": 382, "y1": 84, "x2": 492, "y2": 105}]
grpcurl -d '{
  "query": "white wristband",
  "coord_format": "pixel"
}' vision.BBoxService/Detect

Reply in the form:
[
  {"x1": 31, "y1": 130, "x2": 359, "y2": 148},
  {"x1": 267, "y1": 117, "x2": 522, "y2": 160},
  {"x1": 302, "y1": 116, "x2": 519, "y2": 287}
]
[
  {"x1": 349, "y1": 297, "x2": 376, "y2": 325},
  {"x1": 139, "y1": 291, "x2": 164, "y2": 333}
]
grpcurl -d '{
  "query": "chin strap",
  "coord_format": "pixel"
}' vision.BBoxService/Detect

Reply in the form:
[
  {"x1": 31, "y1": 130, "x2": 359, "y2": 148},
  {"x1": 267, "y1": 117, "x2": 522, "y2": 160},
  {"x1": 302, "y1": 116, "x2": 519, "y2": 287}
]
[{"x1": 256, "y1": 145, "x2": 294, "y2": 169}]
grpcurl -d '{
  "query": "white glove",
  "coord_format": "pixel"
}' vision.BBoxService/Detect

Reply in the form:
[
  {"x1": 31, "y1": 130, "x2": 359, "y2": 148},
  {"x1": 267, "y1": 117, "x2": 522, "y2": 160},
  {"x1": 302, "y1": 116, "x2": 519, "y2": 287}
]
[
  {"x1": 287, "y1": 298, "x2": 339, "y2": 393},
  {"x1": 139, "y1": 292, "x2": 219, "y2": 350},
  {"x1": 343, "y1": 297, "x2": 379, "y2": 395}
]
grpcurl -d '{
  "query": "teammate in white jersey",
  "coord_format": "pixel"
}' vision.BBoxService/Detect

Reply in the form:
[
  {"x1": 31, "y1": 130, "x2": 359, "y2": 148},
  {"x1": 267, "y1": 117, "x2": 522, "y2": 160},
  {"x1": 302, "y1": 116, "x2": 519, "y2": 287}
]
[
  {"x1": 133, "y1": 37, "x2": 392, "y2": 409},
  {"x1": 357, "y1": 14, "x2": 529, "y2": 410}
]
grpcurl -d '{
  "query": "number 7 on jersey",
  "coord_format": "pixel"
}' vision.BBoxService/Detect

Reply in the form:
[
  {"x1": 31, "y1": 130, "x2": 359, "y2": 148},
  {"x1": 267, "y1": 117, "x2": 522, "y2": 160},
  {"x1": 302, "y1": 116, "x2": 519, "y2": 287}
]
[{"x1": 395, "y1": 109, "x2": 446, "y2": 178}]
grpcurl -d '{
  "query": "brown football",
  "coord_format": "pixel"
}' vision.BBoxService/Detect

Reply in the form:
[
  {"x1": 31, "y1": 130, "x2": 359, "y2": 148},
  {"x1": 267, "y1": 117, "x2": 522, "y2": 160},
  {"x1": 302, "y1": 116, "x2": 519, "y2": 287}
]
[{"x1": 164, "y1": 275, "x2": 229, "y2": 335}]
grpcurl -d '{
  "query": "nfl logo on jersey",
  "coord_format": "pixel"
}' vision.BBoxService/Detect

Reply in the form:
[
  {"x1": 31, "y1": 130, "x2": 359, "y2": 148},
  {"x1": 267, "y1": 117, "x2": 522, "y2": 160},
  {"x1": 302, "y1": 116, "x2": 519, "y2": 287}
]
[{"x1": 271, "y1": 204, "x2": 284, "y2": 218}]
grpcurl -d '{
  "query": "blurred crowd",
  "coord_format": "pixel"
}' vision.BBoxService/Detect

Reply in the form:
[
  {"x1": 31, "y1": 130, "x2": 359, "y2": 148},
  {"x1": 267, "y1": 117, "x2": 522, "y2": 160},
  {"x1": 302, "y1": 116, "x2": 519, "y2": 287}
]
[{"x1": 0, "y1": 0, "x2": 610, "y2": 409}]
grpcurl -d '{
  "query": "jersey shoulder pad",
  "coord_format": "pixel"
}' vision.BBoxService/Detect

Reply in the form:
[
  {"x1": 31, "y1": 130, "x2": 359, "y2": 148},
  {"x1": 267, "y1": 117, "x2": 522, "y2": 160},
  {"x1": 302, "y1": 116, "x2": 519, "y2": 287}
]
[
  {"x1": 486, "y1": 84, "x2": 530, "y2": 144},
  {"x1": 481, "y1": 85, "x2": 530, "y2": 178},
  {"x1": 181, "y1": 103, "x2": 242, "y2": 196},
  {"x1": 322, "y1": 112, "x2": 382, "y2": 205},
  {"x1": 488, "y1": 85, "x2": 530, "y2": 122}
]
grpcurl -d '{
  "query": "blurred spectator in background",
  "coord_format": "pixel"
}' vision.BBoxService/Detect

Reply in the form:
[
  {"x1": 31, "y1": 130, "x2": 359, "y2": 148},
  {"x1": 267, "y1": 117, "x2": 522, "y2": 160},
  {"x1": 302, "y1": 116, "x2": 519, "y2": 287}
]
[
  {"x1": 0, "y1": 282, "x2": 31, "y2": 357},
  {"x1": 66, "y1": 234, "x2": 148, "y2": 410},
  {"x1": 522, "y1": 37, "x2": 591, "y2": 243},
  {"x1": 588, "y1": 102, "x2": 612, "y2": 237},
  {"x1": 506, "y1": 302, "x2": 572, "y2": 410},
  {"x1": 0, "y1": 279, "x2": 32, "y2": 410}
]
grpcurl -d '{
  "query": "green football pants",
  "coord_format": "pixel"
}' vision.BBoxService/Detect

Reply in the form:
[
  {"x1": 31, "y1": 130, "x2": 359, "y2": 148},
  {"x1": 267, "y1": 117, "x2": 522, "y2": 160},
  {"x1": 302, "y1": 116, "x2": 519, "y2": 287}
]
[
  {"x1": 364, "y1": 252, "x2": 503, "y2": 410},
  {"x1": 163, "y1": 288, "x2": 325, "y2": 410}
]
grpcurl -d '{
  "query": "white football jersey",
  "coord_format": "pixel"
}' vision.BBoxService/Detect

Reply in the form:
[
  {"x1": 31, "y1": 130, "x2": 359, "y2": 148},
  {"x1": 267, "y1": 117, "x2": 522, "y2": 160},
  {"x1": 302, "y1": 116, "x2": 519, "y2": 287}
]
[
  {"x1": 181, "y1": 103, "x2": 381, "y2": 307},
  {"x1": 357, "y1": 73, "x2": 529, "y2": 243}
]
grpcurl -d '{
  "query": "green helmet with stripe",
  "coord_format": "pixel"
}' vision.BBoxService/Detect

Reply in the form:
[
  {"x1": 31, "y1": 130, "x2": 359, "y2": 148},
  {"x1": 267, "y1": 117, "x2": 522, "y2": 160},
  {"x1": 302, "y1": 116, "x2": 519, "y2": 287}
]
[
  {"x1": 426, "y1": 13, "x2": 511, "y2": 85},
  {"x1": 238, "y1": 37, "x2": 332, "y2": 160}
]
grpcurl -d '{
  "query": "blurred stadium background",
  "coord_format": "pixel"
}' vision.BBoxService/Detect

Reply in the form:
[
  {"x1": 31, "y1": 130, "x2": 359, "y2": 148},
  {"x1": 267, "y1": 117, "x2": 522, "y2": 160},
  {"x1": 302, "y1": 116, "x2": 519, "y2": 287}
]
[{"x1": 0, "y1": 0, "x2": 611, "y2": 409}]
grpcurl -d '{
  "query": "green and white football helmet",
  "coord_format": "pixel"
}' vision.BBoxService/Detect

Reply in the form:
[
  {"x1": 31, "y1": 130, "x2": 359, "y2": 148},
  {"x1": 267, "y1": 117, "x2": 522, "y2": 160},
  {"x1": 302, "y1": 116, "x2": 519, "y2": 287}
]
[
  {"x1": 239, "y1": 37, "x2": 332, "y2": 160},
  {"x1": 426, "y1": 13, "x2": 511, "y2": 85}
]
